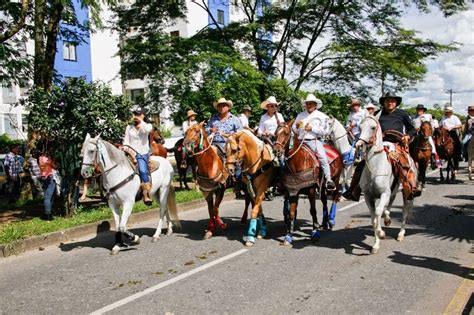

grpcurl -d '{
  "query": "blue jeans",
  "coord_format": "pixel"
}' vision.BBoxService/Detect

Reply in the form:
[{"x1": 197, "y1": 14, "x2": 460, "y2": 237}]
[
  {"x1": 303, "y1": 139, "x2": 331, "y2": 179},
  {"x1": 136, "y1": 153, "x2": 150, "y2": 183},
  {"x1": 42, "y1": 175, "x2": 55, "y2": 214}
]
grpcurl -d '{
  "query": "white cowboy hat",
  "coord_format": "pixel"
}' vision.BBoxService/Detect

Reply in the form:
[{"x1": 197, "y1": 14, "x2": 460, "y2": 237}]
[
  {"x1": 260, "y1": 96, "x2": 279, "y2": 110},
  {"x1": 213, "y1": 97, "x2": 233, "y2": 109},
  {"x1": 443, "y1": 105, "x2": 454, "y2": 112},
  {"x1": 365, "y1": 103, "x2": 379, "y2": 110},
  {"x1": 302, "y1": 93, "x2": 322, "y2": 109}
]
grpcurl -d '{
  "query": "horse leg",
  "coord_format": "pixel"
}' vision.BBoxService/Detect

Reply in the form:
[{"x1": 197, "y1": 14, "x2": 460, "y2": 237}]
[
  {"x1": 439, "y1": 165, "x2": 444, "y2": 181},
  {"x1": 204, "y1": 192, "x2": 215, "y2": 239},
  {"x1": 119, "y1": 200, "x2": 139, "y2": 244},
  {"x1": 109, "y1": 199, "x2": 123, "y2": 255},
  {"x1": 283, "y1": 195, "x2": 298, "y2": 246},
  {"x1": 397, "y1": 198, "x2": 413, "y2": 242},
  {"x1": 214, "y1": 188, "x2": 227, "y2": 231},
  {"x1": 372, "y1": 191, "x2": 390, "y2": 254},
  {"x1": 308, "y1": 188, "x2": 321, "y2": 240},
  {"x1": 152, "y1": 187, "x2": 168, "y2": 242},
  {"x1": 241, "y1": 192, "x2": 250, "y2": 226},
  {"x1": 328, "y1": 193, "x2": 338, "y2": 229},
  {"x1": 321, "y1": 186, "x2": 329, "y2": 230},
  {"x1": 246, "y1": 192, "x2": 265, "y2": 247}
]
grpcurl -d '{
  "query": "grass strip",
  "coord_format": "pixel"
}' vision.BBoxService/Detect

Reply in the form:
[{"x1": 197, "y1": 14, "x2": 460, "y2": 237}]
[{"x1": 0, "y1": 189, "x2": 206, "y2": 245}]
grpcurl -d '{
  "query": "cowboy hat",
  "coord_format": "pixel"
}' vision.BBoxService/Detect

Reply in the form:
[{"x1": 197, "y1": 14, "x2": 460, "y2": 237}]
[
  {"x1": 379, "y1": 92, "x2": 402, "y2": 106},
  {"x1": 303, "y1": 94, "x2": 322, "y2": 109},
  {"x1": 365, "y1": 103, "x2": 379, "y2": 110},
  {"x1": 443, "y1": 105, "x2": 454, "y2": 112},
  {"x1": 467, "y1": 105, "x2": 474, "y2": 111},
  {"x1": 347, "y1": 98, "x2": 362, "y2": 107},
  {"x1": 213, "y1": 97, "x2": 233, "y2": 109},
  {"x1": 242, "y1": 105, "x2": 252, "y2": 112},
  {"x1": 415, "y1": 104, "x2": 427, "y2": 111},
  {"x1": 187, "y1": 110, "x2": 198, "y2": 119},
  {"x1": 260, "y1": 96, "x2": 280, "y2": 110}
]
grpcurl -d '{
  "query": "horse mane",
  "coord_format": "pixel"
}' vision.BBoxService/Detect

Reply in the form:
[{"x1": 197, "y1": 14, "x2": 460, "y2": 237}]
[{"x1": 99, "y1": 139, "x2": 130, "y2": 167}]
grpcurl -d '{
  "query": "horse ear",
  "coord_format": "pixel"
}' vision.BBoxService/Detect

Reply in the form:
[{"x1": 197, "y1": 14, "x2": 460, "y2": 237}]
[{"x1": 85, "y1": 133, "x2": 91, "y2": 141}]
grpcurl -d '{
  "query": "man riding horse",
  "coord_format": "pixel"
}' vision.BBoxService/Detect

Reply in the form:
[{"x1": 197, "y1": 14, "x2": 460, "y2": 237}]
[
  {"x1": 440, "y1": 105, "x2": 463, "y2": 161},
  {"x1": 412, "y1": 104, "x2": 441, "y2": 168},
  {"x1": 292, "y1": 94, "x2": 336, "y2": 191},
  {"x1": 343, "y1": 92, "x2": 422, "y2": 201},
  {"x1": 258, "y1": 96, "x2": 285, "y2": 144}
]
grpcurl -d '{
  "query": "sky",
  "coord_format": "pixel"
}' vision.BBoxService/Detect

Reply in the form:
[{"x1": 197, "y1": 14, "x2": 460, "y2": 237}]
[{"x1": 400, "y1": 5, "x2": 474, "y2": 114}]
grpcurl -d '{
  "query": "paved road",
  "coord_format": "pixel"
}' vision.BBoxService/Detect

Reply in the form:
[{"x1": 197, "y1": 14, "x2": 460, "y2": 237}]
[{"x1": 0, "y1": 167, "x2": 472, "y2": 314}]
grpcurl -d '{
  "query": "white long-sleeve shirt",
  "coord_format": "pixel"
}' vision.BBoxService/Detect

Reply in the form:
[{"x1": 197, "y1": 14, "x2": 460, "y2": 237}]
[
  {"x1": 440, "y1": 115, "x2": 462, "y2": 130},
  {"x1": 182, "y1": 120, "x2": 197, "y2": 135},
  {"x1": 345, "y1": 109, "x2": 366, "y2": 136},
  {"x1": 238, "y1": 114, "x2": 249, "y2": 128},
  {"x1": 258, "y1": 112, "x2": 284, "y2": 136},
  {"x1": 292, "y1": 110, "x2": 329, "y2": 140},
  {"x1": 123, "y1": 122, "x2": 153, "y2": 155}
]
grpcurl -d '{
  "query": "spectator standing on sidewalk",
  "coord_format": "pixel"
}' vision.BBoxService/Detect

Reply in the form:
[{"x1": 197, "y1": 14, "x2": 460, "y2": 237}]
[
  {"x1": 38, "y1": 150, "x2": 58, "y2": 221},
  {"x1": 4, "y1": 144, "x2": 22, "y2": 203}
]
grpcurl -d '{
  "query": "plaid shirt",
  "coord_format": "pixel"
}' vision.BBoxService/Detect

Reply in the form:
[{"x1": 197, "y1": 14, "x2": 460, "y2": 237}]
[
  {"x1": 4, "y1": 152, "x2": 21, "y2": 180},
  {"x1": 28, "y1": 157, "x2": 41, "y2": 177}
]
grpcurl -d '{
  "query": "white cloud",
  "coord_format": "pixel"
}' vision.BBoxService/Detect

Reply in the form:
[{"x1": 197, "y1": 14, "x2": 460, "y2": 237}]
[{"x1": 400, "y1": 6, "x2": 474, "y2": 114}]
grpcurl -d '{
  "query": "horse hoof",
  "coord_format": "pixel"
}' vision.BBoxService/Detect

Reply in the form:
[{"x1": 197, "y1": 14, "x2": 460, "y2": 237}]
[
  {"x1": 329, "y1": 219, "x2": 336, "y2": 228},
  {"x1": 203, "y1": 231, "x2": 213, "y2": 240},
  {"x1": 151, "y1": 236, "x2": 160, "y2": 243},
  {"x1": 384, "y1": 218, "x2": 392, "y2": 227},
  {"x1": 371, "y1": 247, "x2": 379, "y2": 254},
  {"x1": 397, "y1": 234, "x2": 405, "y2": 242},
  {"x1": 131, "y1": 235, "x2": 141, "y2": 245},
  {"x1": 245, "y1": 241, "x2": 254, "y2": 247},
  {"x1": 166, "y1": 229, "x2": 173, "y2": 236},
  {"x1": 110, "y1": 247, "x2": 120, "y2": 255},
  {"x1": 256, "y1": 235, "x2": 263, "y2": 239},
  {"x1": 311, "y1": 230, "x2": 321, "y2": 240},
  {"x1": 220, "y1": 223, "x2": 228, "y2": 231},
  {"x1": 282, "y1": 240, "x2": 292, "y2": 246}
]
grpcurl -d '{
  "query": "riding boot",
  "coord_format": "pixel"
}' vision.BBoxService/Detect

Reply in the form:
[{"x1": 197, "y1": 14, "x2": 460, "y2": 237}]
[
  {"x1": 342, "y1": 161, "x2": 365, "y2": 201},
  {"x1": 141, "y1": 182, "x2": 153, "y2": 206}
]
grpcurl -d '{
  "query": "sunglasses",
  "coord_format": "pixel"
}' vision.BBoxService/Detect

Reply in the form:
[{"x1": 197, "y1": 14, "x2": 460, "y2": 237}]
[
  {"x1": 217, "y1": 103, "x2": 228, "y2": 107},
  {"x1": 267, "y1": 104, "x2": 277, "y2": 108}
]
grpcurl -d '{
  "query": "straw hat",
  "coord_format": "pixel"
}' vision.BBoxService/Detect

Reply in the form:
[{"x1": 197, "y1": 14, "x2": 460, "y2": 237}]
[
  {"x1": 242, "y1": 105, "x2": 252, "y2": 112},
  {"x1": 213, "y1": 97, "x2": 233, "y2": 109},
  {"x1": 379, "y1": 91, "x2": 402, "y2": 106},
  {"x1": 303, "y1": 94, "x2": 322, "y2": 109},
  {"x1": 187, "y1": 110, "x2": 198, "y2": 119},
  {"x1": 260, "y1": 96, "x2": 280, "y2": 110},
  {"x1": 365, "y1": 103, "x2": 379, "y2": 111}
]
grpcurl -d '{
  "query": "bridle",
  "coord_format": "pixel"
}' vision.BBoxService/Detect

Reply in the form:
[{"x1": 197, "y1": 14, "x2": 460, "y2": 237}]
[
  {"x1": 81, "y1": 139, "x2": 118, "y2": 176},
  {"x1": 273, "y1": 123, "x2": 291, "y2": 156},
  {"x1": 358, "y1": 116, "x2": 381, "y2": 147},
  {"x1": 184, "y1": 126, "x2": 212, "y2": 157}
]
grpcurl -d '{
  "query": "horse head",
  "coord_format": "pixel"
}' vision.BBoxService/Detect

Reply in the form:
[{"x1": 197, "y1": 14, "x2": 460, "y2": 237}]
[
  {"x1": 81, "y1": 133, "x2": 100, "y2": 178},
  {"x1": 419, "y1": 121, "x2": 433, "y2": 139},
  {"x1": 357, "y1": 116, "x2": 381, "y2": 150},
  {"x1": 183, "y1": 122, "x2": 206, "y2": 156},
  {"x1": 274, "y1": 120, "x2": 293, "y2": 162},
  {"x1": 225, "y1": 132, "x2": 242, "y2": 176}
]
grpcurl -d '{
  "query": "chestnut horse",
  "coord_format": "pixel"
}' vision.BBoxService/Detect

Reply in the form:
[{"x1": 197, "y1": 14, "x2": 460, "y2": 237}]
[
  {"x1": 434, "y1": 128, "x2": 458, "y2": 181},
  {"x1": 149, "y1": 128, "x2": 168, "y2": 158},
  {"x1": 183, "y1": 122, "x2": 229, "y2": 239},
  {"x1": 169, "y1": 138, "x2": 198, "y2": 190},
  {"x1": 225, "y1": 130, "x2": 276, "y2": 247},
  {"x1": 274, "y1": 122, "x2": 343, "y2": 245},
  {"x1": 409, "y1": 121, "x2": 432, "y2": 189}
]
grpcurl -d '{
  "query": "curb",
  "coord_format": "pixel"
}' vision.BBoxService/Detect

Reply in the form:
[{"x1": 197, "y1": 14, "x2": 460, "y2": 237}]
[{"x1": 0, "y1": 192, "x2": 235, "y2": 258}]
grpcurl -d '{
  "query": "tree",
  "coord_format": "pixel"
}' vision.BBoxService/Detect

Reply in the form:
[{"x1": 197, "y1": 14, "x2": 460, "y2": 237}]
[{"x1": 20, "y1": 78, "x2": 132, "y2": 214}]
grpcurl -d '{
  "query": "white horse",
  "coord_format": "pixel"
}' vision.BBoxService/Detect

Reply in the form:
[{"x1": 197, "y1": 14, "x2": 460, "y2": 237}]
[
  {"x1": 80, "y1": 134, "x2": 180, "y2": 255},
  {"x1": 357, "y1": 117, "x2": 414, "y2": 254},
  {"x1": 327, "y1": 117, "x2": 356, "y2": 192}
]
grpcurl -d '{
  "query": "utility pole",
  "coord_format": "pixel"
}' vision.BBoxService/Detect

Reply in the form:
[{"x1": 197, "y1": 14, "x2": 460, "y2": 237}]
[{"x1": 447, "y1": 89, "x2": 453, "y2": 106}]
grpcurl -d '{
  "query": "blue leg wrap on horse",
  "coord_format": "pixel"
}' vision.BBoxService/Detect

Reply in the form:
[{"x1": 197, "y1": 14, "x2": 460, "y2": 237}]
[
  {"x1": 329, "y1": 202, "x2": 337, "y2": 225},
  {"x1": 258, "y1": 215, "x2": 267, "y2": 237},
  {"x1": 247, "y1": 218, "x2": 257, "y2": 243},
  {"x1": 311, "y1": 230, "x2": 321, "y2": 239},
  {"x1": 284, "y1": 234, "x2": 293, "y2": 244}
]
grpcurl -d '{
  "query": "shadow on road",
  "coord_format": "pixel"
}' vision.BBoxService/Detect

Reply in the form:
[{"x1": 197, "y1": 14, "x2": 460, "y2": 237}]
[
  {"x1": 387, "y1": 251, "x2": 473, "y2": 280},
  {"x1": 59, "y1": 221, "x2": 114, "y2": 252}
]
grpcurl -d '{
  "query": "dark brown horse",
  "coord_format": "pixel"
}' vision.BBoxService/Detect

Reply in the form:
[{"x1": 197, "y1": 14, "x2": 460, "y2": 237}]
[
  {"x1": 434, "y1": 128, "x2": 458, "y2": 180},
  {"x1": 169, "y1": 138, "x2": 197, "y2": 190},
  {"x1": 149, "y1": 128, "x2": 168, "y2": 158},
  {"x1": 274, "y1": 122, "x2": 343, "y2": 245},
  {"x1": 409, "y1": 121, "x2": 432, "y2": 189},
  {"x1": 183, "y1": 122, "x2": 229, "y2": 239}
]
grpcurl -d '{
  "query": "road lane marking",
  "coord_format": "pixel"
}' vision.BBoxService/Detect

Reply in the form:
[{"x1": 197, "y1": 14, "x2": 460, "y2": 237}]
[
  {"x1": 90, "y1": 248, "x2": 249, "y2": 315},
  {"x1": 444, "y1": 266, "x2": 474, "y2": 314}
]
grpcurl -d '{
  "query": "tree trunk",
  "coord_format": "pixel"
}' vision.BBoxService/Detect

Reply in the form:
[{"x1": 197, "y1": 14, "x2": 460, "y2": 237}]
[
  {"x1": 34, "y1": 0, "x2": 46, "y2": 88},
  {"x1": 43, "y1": 2, "x2": 64, "y2": 91},
  {"x1": 0, "y1": 0, "x2": 29, "y2": 43}
]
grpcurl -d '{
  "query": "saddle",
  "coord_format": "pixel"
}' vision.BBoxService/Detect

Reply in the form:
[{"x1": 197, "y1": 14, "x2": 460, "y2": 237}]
[
  {"x1": 385, "y1": 143, "x2": 418, "y2": 200},
  {"x1": 123, "y1": 148, "x2": 160, "y2": 174}
]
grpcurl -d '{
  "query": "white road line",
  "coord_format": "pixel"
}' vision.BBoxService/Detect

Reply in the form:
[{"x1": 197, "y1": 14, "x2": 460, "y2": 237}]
[
  {"x1": 338, "y1": 168, "x2": 439, "y2": 213},
  {"x1": 90, "y1": 249, "x2": 249, "y2": 315}
]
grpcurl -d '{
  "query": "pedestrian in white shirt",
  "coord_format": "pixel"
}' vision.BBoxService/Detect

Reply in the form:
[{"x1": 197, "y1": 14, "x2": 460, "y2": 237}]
[
  {"x1": 292, "y1": 94, "x2": 335, "y2": 190},
  {"x1": 258, "y1": 96, "x2": 285, "y2": 140},
  {"x1": 412, "y1": 104, "x2": 441, "y2": 167},
  {"x1": 122, "y1": 106, "x2": 153, "y2": 205},
  {"x1": 238, "y1": 105, "x2": 252, "y2": 129},
  {"x1": 182, "y1": 110, "x2": 198, "y2": 135},
  {"x1": 440, "y1": 105, "x2": 463, "y2": 159},
  {"x1": 345, "y1": 98, "x2": 366, "y2": 140}
]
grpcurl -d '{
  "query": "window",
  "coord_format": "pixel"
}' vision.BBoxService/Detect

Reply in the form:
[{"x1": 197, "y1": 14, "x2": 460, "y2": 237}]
[
  {"x1": 217, "y1": 9, "x2": 225, "y2": 24},
  {"x1": 170, "y1": 30, "x2": 180, "y2": 37},
  {"x1": 63, "y1": 42, "x2": 77, "y2": 61},
  {"x1": 129, "y1": 89, "x2": 144, "y2": 104},
  {"x1": 21, "y1": 114, "x2": 28, "y2": 133}
]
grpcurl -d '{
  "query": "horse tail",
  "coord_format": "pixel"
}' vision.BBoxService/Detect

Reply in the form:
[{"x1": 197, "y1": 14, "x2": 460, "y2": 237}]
[{"x1": 167, "y1": 184, "x2": 181, "y2": 230}]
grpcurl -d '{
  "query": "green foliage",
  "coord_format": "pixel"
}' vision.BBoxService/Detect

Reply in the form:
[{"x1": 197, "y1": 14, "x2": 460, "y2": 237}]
[{"x1": 0, "y1": 134, "x2": 24, "y2": 154}]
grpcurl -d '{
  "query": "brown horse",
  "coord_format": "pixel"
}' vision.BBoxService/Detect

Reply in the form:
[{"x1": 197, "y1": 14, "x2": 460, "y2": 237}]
[
  {"x1": 149, "y1": 128, "x2": 168, "y2": 158},
  {"x1": 274, "y1": 122, "x2": 343, "y2": 245},
  {"x1": 225, "y1": 130, "x2": 276, "y2": 247},
  {"x1": 409, "y1": 121, "x2": 432, "y2": 189},
  {"x1": 183, "y1": 122, "x2": 229, "y2": 239},
  {"x1": 169, "y1": 138, "x2": 198, "y2": 190},
  {"x1": 434, "y1": 128, "x2": 458, "y2": 181}
]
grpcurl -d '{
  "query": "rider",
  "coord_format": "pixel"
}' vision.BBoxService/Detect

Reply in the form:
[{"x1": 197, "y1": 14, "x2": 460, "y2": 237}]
[
  {"x1": 440, "y1": 105, "x2": 463, "y2": 160},
  {"x1": 123, "y1": 106, "x2": 153, "y2": 205},
  {"x1": 345, "y1": 98, "x2": 366, "y2": 141},
  {"x1": 412, "y1": 104, "x2": 441, "y2": 167},
  {"x1": 292, "y1": 94, "x2": 336, "y2": 191},
  {"x1": 238, "y1": 105, "x2": 252, "y2": 129},
  {"x1": 258, "y1": 96, "x2": 285, "y2": 143},
  {"x1": 205, "y1": 97, "x2": 243, "y2": 152},
  {"x1": 182, "y1": 109, "x2": 198, "y2": 135},
  {"x1": 343, "y1": 92, "x2": 422, "y2": 201},
  {"x1": 462, "y1": 105, "x2": 474, "y2": 161},
  {"x1": 364, "y1": 103, "x2": 379, "y2": 116}
]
